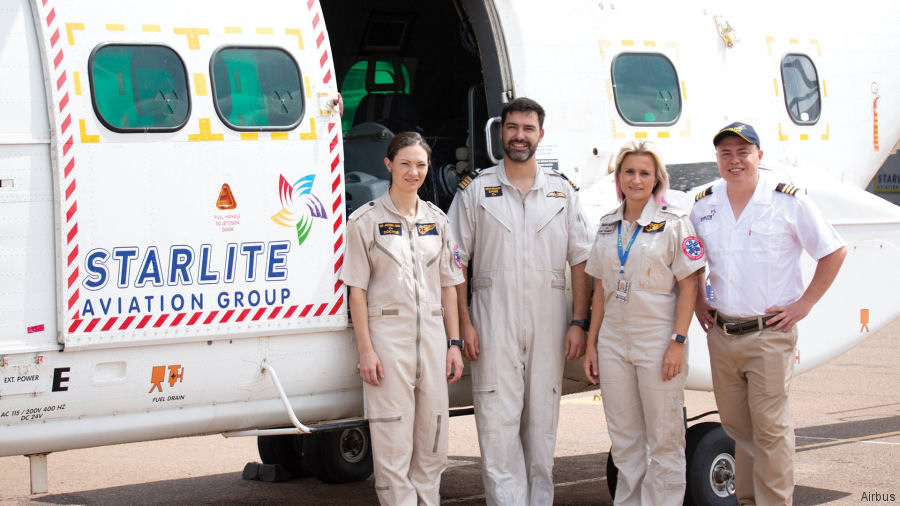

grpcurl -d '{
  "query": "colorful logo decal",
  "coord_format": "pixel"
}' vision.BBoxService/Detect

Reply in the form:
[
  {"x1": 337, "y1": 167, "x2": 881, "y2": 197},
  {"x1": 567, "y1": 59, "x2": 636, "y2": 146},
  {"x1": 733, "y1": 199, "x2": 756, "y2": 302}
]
[
  {"x1": 682, "y1": 236, "x2": 704, "y2": 260},
  {"x1": 271, "y1": 174, "x2": 328, "y2": 246},
  {"x1": 700, "y1": 209, "x2": 717, "y2": 222}
]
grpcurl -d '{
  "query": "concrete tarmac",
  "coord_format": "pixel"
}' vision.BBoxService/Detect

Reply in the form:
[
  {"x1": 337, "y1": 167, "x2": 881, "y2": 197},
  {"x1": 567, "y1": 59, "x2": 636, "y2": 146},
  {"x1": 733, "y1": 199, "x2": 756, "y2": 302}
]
[{"x1": 1, "y1": 317, "x2": 898, "y2": 505}]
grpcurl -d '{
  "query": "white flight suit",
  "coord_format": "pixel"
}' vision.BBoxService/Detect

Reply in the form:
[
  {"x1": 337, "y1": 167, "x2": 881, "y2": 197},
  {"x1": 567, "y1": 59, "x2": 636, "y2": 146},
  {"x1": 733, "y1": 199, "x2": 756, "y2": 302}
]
[
  {"x1": 341, "y1": 192, "x2": 464, "y2": 506},
  {"x1": 585, "y1": 199, "x2": 705, "y2": 506},
  {"x1": 448, "y1": 161, "x2": 592, "y2": 505}
]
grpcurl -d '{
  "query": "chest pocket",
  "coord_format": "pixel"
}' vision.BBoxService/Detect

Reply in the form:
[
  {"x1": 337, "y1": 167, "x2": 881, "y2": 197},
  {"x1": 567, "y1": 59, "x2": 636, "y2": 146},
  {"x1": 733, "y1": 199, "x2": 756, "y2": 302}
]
[
  {"x1": 372, "y1": 231, "x2": 406, "y2": 270},
  {"x1": 417, "y1": 232, "x2": 443, "y2": 268},
  {"x1": 749, "y1": 221, "x2": 793, "y2": 260},
  {"x1": 638, "y1": 233, "x2": 675, "y2": 293},
  {"x1": 479, "y1": 198, "x2": 512, "y2": 232},
  {"x1": 534, "y1": 202, "x2": 567, "y2": 270}
]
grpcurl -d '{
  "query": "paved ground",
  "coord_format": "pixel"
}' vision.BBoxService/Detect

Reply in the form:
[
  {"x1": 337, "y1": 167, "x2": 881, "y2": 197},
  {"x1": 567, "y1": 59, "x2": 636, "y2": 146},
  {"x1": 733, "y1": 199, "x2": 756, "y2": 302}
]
[{"x1": 1, "y1": 318, "x2": 898, "y2": 505}]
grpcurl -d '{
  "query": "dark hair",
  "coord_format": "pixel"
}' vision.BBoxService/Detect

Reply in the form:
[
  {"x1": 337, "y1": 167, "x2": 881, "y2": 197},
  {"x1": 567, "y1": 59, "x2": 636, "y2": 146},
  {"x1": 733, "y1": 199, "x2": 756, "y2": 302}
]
[
  {"x1": 501, "y1": 97, "x2": 545, "y2": 129},
  {"x1": 386, "y1": 131, "x2": 431, "y2": 162}
]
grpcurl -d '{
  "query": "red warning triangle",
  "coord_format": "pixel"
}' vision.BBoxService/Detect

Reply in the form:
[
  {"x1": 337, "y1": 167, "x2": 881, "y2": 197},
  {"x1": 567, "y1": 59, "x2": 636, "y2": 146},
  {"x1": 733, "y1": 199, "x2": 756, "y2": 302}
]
[{"x1": 216, "y1": 183, "x2": 237, "y2": 209}]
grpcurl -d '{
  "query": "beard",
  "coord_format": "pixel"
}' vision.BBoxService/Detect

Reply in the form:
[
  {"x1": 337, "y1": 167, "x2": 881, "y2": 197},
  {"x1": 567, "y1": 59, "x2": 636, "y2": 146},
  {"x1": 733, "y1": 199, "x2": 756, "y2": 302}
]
[{"x1": 503, "y1": 139, "x2": 536, "y2": 163}]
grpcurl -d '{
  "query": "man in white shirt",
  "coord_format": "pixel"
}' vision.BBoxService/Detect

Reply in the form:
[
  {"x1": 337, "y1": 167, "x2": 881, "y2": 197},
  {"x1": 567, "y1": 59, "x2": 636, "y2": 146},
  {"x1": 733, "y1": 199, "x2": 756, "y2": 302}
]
[{"x1": 690, "y1": 122, "x2": 847, "y2": 505}]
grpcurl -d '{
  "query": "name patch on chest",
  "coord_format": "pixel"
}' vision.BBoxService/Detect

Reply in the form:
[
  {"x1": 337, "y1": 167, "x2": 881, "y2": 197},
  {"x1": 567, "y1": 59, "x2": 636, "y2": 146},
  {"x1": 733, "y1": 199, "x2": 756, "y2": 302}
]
[
  {"x1": 546, "y1": 191, "x2": 566, "y2": 198},
  {"x1": 378, "y1": 223, "x2": 403, "y2": 236},
  {"x1": 416, "y1": 223, "x2": 438, "y2": 236},
  {"x1": 484, "y1": 186, "x2": 503, "y2": 198},
  {"x1": 643, "y1": 221, "x2": 666, "y2": 233},
  {"x1": 597, "y1": 223, "x2": 617, "y2": 234}
]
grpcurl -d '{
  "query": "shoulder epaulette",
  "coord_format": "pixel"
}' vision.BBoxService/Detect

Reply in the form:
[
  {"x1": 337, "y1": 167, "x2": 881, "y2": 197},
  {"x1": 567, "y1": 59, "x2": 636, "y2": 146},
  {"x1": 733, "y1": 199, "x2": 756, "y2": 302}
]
[
  {"x1": 348, "y1": 200, "x2": 377, "y2": 220},
  {"x1": 774, "y1": 182, "x2": 800, "y2": 197},
  {"x1": 552, "y1": 169, "x2": 580, "y2": 191},
  {"x1": 423, "y1": 200, "x2": 449, "y2": 221},
  {"x1": 694, "y1": 186, "x2": 713, "y2": 202},
  {"x1": 457, "y1": 169, "x2": 482, "y2": 190}
]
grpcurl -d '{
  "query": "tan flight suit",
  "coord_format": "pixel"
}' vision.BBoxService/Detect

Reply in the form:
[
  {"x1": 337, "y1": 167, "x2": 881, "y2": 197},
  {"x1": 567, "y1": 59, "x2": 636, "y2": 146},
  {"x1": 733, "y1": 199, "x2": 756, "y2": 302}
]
[
  {"x1": 341, "y1": 192, "x2": 464, "y2": 506},
  {"x1": 585, "y1": 199, "x2": 705, "y2": 506},
  {"x1": 448, "y1": 161, "x2": 592, "y2": 505}
]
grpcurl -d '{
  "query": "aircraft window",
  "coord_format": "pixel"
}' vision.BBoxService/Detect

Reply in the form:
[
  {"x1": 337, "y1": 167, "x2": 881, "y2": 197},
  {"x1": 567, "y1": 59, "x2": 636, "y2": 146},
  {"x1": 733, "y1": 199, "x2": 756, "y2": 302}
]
[
  {"x1": 210, "y1": 47, "x2": 304, "y2": 130},
  {"x1": 781, "y1": 54, "x2": 821, "y2": 124},
  {"x1": 88, "y1": 44, "x2": 190, "y2": 132},
  {"x1": 339, "y1": 59, "x2": 411, "y2": 133},
  {"x1": 611, "y1": 53, "x2": 681, "y2": 125}
]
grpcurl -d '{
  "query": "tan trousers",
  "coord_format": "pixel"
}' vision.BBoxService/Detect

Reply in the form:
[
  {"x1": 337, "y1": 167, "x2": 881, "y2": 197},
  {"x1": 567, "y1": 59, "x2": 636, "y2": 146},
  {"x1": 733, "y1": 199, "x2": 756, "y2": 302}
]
[
  {"x1": 597, "y1": 331, "x2": 687, "y2": 506},
  {"x1": 365, "y1": 308, "x2": 449, "y2": 506},
  {"x1": 707, "y1": 317, "x2": 798, "y2": 506}
]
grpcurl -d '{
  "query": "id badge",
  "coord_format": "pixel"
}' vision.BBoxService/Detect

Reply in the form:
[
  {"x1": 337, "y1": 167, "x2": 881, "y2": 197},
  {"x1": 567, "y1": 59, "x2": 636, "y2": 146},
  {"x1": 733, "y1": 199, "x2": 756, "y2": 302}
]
[{"x1": 615, "y1": 278, "x2": 630, "y2": 303}]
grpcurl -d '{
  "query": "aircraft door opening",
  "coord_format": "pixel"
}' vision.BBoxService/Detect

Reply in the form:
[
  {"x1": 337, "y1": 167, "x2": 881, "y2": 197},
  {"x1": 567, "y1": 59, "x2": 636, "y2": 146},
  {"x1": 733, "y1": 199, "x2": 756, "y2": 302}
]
[{"x1": 322, "y1": 0, "x2": 508, "y2": 214}]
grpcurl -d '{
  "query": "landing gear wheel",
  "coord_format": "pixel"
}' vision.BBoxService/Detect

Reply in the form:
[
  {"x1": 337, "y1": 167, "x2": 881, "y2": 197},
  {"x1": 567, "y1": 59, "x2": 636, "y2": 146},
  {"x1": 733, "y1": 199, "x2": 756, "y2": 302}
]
[
  {"x1": 605, "y1": 451, "x2": 619, "y2": 499},
  {"x1": 256, "y1": 434, "x2": 309, "y2": 478},
  {"x1": 685, "y1": 422, "x2": 738, "y2": 505},
  {"x1": 303, "y1": 427, "x2": 373, "y2": 484}
]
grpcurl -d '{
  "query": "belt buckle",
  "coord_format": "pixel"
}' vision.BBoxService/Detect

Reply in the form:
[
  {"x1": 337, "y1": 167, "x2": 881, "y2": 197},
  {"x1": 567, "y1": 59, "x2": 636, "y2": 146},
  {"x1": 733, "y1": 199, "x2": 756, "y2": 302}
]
[{"x1": 722, "y1": 321, "x2": 735, "y2": 336}]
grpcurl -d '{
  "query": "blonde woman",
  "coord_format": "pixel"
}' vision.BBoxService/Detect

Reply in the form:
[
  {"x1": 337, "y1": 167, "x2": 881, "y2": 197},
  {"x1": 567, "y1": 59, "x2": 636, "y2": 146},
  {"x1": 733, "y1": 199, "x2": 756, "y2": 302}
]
[{"x1": 583, "y1": 140, "x2": 705, "y2": 505}]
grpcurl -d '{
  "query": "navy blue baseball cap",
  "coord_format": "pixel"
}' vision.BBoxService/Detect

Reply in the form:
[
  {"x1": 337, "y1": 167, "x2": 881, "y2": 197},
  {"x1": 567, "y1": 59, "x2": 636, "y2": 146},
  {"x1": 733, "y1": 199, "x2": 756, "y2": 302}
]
[{"x1": 713, "y1": 122, "x2": 760, "y2": 148}]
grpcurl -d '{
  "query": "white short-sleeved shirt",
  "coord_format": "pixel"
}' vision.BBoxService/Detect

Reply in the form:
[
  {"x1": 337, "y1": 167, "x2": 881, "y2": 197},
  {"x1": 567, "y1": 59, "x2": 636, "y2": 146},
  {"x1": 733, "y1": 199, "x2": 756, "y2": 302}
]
[{"x1": 689, "y1": 172, "x2": 845, "y2": 317}]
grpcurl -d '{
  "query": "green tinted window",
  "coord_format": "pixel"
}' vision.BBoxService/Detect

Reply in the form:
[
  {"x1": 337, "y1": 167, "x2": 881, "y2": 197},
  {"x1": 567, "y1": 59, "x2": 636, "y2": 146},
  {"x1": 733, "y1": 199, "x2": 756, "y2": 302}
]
[
  {"x1": 781, "y1": 54, "x2": 820, "y2": 124},
  {"x1": 340, "y1": 60, "x2": 410, "y2": 133},
  {"x1": 612, "y1": 53, "x2": 681, "y2": 125},
  {"x1": 89, "y1": 44, "x2": 189, "y2": 132},
  {"x1": 211, "y1": 47, "x2": 304, "y2": 130}
]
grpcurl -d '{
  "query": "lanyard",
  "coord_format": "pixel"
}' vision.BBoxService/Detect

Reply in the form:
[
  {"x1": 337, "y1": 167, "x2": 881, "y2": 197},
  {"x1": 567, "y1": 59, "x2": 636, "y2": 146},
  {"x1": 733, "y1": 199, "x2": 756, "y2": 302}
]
[{"x1": 616, "y1": 221, "x2": 641, "y2": 274}]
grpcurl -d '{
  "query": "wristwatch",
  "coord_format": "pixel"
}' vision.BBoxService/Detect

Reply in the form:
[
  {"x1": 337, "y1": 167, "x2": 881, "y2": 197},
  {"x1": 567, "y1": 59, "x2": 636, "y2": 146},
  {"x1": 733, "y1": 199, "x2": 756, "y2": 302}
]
[
  {"x1": 448, "y1": 339, "x2": 464, "y2": 349},
  {"x1": 569, "y1": 319, "x2": 589, "y2": 332},
  {"x1": 671, "y1": 333, "x2": 686, "y2": 344}
]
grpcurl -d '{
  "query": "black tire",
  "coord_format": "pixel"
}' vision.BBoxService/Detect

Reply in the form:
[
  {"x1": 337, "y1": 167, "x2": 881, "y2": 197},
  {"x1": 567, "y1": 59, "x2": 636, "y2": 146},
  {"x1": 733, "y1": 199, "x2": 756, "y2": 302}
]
[
  {"x1": 606, "y1": 451, "x2": 619, "y2": 500},
  {"x1": 303, "y1": 427, "x2": 374, "y2": 484},
  {"x1": 684, "y1": 422, "x2": 738, "y2": 505},
  {"x1": 256, "y1": 434, "x2": 309, "y2": 478}
]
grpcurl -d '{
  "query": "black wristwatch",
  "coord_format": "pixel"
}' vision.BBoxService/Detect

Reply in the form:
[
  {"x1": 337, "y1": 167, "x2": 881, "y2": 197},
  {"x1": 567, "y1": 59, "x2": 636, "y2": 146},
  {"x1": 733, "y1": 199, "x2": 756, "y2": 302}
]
[
  {"x1": 569, "y1": 319, "x2": 589, "y2": 332},
  {"x1": 448, "y1": 339, "x2": 464, "y2": 349},
  {"x1": 672, "y1": 333, "x2": 687, "y2": 344}
]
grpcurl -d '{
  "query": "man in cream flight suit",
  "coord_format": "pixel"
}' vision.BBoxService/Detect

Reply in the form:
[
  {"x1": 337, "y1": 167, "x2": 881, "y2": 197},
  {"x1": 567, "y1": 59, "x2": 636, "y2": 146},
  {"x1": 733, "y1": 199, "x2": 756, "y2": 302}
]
[{"x1": 448, "y1": 97, "x2": 593, "y2": 505}]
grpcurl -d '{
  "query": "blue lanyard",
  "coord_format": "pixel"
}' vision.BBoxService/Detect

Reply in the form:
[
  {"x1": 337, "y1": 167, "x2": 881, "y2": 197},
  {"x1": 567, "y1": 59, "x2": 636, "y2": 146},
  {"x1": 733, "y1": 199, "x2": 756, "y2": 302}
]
[{"x1": 617, "y1": 221, "x2": 641, "y2": 274}]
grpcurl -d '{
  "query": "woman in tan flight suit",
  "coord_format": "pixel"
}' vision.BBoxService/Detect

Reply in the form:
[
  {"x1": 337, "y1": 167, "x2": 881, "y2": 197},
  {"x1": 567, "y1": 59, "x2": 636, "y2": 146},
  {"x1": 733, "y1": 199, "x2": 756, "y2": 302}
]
[
  {"x1": 340, "y1": 132, "x2": 465, "y2": 506},
  {"x1": 583, "y1": 140, "x2": 705, "y2": 505}
]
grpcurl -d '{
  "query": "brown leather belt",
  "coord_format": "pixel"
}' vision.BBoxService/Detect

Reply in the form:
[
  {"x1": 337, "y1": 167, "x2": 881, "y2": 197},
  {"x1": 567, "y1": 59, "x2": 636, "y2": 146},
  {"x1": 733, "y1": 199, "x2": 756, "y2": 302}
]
[{"x1": 715, "y1": 313, "x2": 776, "y2": 336}]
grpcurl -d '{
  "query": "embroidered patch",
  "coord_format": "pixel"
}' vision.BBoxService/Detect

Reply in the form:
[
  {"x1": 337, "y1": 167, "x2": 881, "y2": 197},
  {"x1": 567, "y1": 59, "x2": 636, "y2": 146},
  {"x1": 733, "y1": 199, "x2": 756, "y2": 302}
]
[
  {"x1": 700, "y1": 209, "x2": 717, "y2": 222},
  {"x1": 378, "y1": 223, "x2": 402, "y2": 236},
  {"x1": 682, "y1": 236, "x2": 704, "y2": 260},
  {"x1": 484, "y1": 186, "x2": 503, "y2": 198},
  {"x1": 416, "y1": 223, "x2": 438, "y2": 236},
  {"x1": 643, "y1": 221, "x2": 666, "y2": 233},
  {"x1": 597, "y1": 223, "x2": 617, "y2": 234},
  {"x1": 453, "y1": 245, "x2": 463, "y2": 269},
  {"x1": 546, "y1": 191, "x2": 566, "y2": 198}
]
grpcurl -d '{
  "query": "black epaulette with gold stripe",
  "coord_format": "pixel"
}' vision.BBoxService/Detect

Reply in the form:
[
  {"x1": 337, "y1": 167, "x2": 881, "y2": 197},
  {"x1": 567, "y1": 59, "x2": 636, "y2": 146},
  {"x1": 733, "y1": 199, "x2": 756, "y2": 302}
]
[
  {"x1": 457, "y1": 169, "x2": 481, "y2": 190},
  {"x1": 774, "y1": 182, "x2": 800, "y2": 196},
  {"x1": 553, "y1": 170, "x2": 580, "y2": 191},
  {"x1": 694, "y1": 186, "x2": 713, "y2": 201}
]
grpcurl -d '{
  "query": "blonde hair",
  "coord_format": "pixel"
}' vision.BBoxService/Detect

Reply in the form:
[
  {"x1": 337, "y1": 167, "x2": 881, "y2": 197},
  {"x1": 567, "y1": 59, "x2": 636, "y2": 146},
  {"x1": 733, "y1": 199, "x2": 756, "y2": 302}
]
[{"x1": 609, "y1": 139, "x2": 669, "y2": 204}]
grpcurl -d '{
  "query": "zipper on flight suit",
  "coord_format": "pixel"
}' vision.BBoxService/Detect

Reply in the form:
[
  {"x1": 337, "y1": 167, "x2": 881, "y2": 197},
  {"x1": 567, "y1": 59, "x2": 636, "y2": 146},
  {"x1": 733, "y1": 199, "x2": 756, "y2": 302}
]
[{"x1": 405, "y1": 220, "x2": 423, "y2": 380}]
